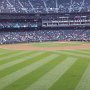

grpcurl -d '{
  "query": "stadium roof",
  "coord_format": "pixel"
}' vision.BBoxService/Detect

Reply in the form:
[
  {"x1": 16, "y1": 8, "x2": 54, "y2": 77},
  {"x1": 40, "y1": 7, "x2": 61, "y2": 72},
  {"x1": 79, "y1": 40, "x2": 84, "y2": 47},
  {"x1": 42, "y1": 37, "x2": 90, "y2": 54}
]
[{"x1": 0, "y1": 0, "x2": 90, "y2": 13}]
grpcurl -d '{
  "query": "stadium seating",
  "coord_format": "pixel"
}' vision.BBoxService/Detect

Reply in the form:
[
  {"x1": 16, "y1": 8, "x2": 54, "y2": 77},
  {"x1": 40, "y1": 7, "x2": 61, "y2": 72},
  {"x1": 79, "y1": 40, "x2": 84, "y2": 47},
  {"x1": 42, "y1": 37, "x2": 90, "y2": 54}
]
[{"x1": 0, "y1": 29, "x2": 90, "y2": 44}]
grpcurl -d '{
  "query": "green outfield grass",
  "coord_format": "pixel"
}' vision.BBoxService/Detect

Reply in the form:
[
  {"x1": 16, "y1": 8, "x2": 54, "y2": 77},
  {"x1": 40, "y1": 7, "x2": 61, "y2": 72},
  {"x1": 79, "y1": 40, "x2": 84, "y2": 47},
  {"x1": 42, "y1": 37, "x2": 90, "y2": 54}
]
[
  {"x1": 0, "y1": 46, "x2": 90, "y2": 90},
  {"x1": 30, "y1": 41, "x2": 90, "y2": 47}
]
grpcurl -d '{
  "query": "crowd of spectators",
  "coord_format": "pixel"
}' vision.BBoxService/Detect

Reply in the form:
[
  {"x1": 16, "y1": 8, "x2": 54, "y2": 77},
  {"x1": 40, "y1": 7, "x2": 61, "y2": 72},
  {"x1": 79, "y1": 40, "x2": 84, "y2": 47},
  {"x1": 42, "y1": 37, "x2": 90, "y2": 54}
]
[{"x1": 0, "y1": 29, "x2": 90, "y2": 44}]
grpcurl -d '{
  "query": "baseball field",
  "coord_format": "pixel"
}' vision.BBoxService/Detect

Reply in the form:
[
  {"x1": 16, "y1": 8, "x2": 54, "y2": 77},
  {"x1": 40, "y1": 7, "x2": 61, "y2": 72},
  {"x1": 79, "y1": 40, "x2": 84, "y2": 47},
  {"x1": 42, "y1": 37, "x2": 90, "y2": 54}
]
[{"x1": 0, "y1": 41, "x2": 90, "y2": 90}]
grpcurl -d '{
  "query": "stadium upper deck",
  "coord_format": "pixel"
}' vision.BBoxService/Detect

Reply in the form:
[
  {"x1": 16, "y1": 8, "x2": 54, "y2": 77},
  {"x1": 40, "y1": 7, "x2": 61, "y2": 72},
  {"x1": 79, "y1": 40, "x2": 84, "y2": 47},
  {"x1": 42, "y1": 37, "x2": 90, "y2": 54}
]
[
  {"x1": 0, "y1": 12, "x2": 90, "y2": 30},
  {"x1": 0, "y1": 0, "x2": 90, "y2": 30}
]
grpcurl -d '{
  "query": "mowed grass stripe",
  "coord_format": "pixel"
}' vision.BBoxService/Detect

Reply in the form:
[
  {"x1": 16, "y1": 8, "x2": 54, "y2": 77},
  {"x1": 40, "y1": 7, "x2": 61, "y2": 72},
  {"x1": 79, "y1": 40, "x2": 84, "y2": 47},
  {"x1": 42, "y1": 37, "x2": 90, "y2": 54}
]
[
  {"x1": 76, "y1": 63, "x2": 90, "y2": 90},
  {"x1": 0, "y1": 52, "x2": 45, "y2": 71},
  {"x1": 64, "y1": 51, "x2": 90, "y2": 58},
  {"x1": 53, "y1": 51, "x2": 90, "y2": 58},
  {"x1": 2, "y1": 55, "x2": 67, "y2": 90},
  {"x1": 0, "y1": 51, "x2": 17, "y2": 58},
  {"x1": 0, "y1": 51, "x2": 21, "y2": 61},
  {"x1": 49, "y1": 58, "x2": 90, "y2": 90},
  {"x1": 85, "y1": 49, "x2": 90, "y2": 51},
  {"x1": 0, "y1": 51, "x2": 36, "y2": 65},
  {"x1": 81, "y1": 50, "x2": 90, "y2": 54},
  {"x1": 0, "y1": 52, "x2": 11, "y2": 55},
  {"x1": 0, "y1": 51, "x2": 31, "y2": 62},
  {"x1": 66, "y1": 50, "x2": 90, "y2": 55},
  {"x1": 0, "y1": 52, "x2": 9, "y2": 56},
  {"x1": 76, "y1": 50, "x2": 90, "y2": 54},
  {"x1": 0, "y1": 52, "x2": 47, "y2": 78},
  {"x1": 82, "y1": 49, "x2": 90, "y2": 51},
  {"x1": 26, "y1": 57, "x2": 77, "y2": 90},
  {"x1": 0, "y1": 54, "x2": 58, "y2": 90},
  {"x1": 0, "y1": 49, "x2": 12, "y2": 53},
  {"x1": 0, "y1": 51, "x2": 19, "y2": 58}
]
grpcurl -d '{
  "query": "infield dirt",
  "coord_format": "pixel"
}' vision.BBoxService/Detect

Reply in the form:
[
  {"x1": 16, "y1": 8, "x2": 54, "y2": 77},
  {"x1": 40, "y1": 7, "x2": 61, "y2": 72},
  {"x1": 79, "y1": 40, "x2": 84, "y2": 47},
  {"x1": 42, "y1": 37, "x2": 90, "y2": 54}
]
[{"x1": 0, "y1": 42, "x2": 90, "y2": 51}]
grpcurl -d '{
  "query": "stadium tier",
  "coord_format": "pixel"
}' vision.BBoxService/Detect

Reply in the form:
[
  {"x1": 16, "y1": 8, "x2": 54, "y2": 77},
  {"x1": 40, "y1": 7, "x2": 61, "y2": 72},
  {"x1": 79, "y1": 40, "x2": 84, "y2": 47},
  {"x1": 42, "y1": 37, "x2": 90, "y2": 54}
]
[
  {"x1": 0, "y1": 12, "x2": 90, "y2": 44},
  {"x1": 0, "y1": 29, "x2": 90, "y2": 44},
  {"x1": 0, "y1": 0, "x2": 90, "y2": 44},
  {"x1": 0, "y1": 12, "x2": 90, "y2": 29}
]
